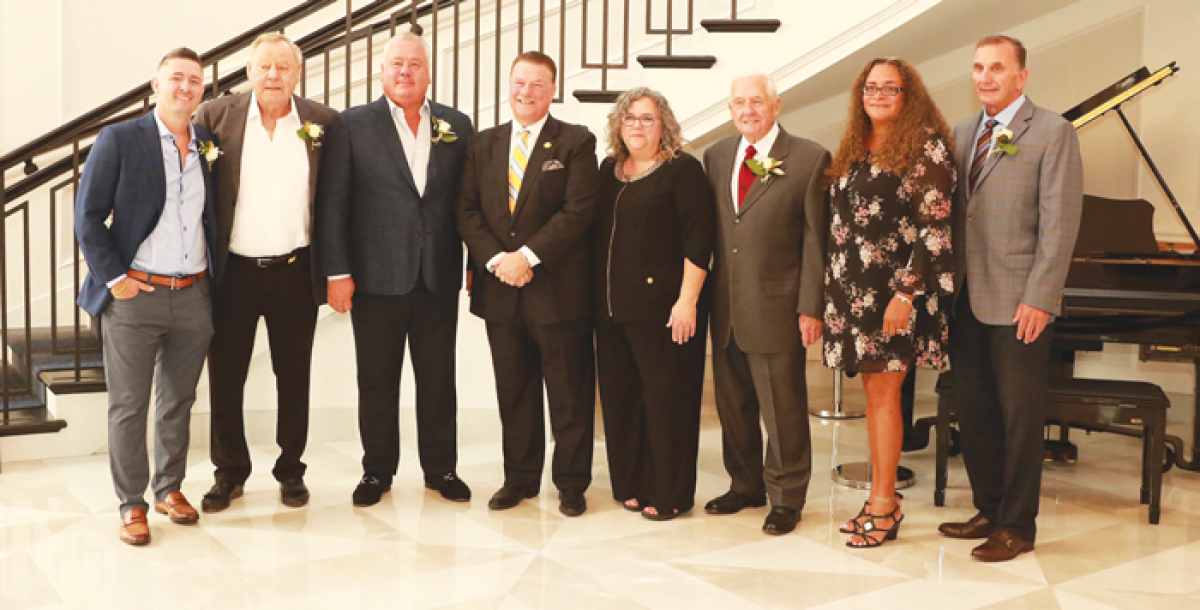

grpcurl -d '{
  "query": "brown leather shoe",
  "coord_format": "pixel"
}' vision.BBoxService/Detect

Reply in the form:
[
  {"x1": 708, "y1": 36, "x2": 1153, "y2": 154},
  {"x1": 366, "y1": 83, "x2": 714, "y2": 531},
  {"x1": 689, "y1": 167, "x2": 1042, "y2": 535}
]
[
  {"x1": 971, "y1": 529, "x2": 1034, "y2": 562},
  {"x1": 937, "y1": 512, "x2": 996, "y2": 539},
  {"x1": 155, "y1": 491, "x2": 200, "y2": 524},
  {"x1": 119, "y1": 508, "x2": 151, "y2": 546}
]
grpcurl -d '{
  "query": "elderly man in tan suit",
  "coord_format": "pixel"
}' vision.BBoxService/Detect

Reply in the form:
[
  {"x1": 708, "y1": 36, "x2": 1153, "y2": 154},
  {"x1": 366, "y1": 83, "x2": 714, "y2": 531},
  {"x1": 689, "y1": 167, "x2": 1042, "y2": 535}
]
[
  {"x1": 702, "y1": 73, "x2": 830, "y2": 535},
  {"x1": 939, "y1": 35, "x2": 1083, "y2": 562}
]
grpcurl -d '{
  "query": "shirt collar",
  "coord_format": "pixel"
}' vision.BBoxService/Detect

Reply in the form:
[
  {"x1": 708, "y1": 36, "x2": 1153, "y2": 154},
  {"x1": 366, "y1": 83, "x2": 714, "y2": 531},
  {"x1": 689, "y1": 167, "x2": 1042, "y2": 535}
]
[
  {"x1": 514, "y1": 113, "x2": 550, "y2": 139},
  {"x1": 984, "y1": 94, "x2": 1027, "y2": 128},
  {"x1": 248, "y1": 91, "x2": 299, "y2": 124},
  {"x1": 739, "y1": 122, "x2": 780, "y2": 158},
  {"x1": 386, "y1": 96, "x2": 431, "y2": 125},
  {"x1": 153, "y1": 108, "x2": 197, "y2": 149}
]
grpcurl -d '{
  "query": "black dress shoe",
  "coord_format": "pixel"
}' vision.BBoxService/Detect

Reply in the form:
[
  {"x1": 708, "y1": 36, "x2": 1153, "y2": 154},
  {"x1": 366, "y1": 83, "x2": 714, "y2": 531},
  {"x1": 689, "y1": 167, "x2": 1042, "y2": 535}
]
[
  {"x1": 425, "y1": 472, "x2": 472, "y2": 502},
  {"x1": 704, "y1": 490, "x2": 767, "y2": 515},
  {"x1": 201, "y1": 481, "x2": 244, "y2": 513},
  {"x1": 352, "y1": 474, "x2": 391, "y2": 507},
  {"x1": 488, "y1": 484, "x2": 537, "y2": 510},
  {"x1": 938, "y1": 512, "x2": 996, "y2": 539},
  {"x1": 762, "y1": 506, "x2": 801, "y2": 535},
  {"x1": 280, "y1": 478, "x2": 310, "y2": 508},
  {"x1": 559, "y1": 490, "x2": 587, "y2": 517}
]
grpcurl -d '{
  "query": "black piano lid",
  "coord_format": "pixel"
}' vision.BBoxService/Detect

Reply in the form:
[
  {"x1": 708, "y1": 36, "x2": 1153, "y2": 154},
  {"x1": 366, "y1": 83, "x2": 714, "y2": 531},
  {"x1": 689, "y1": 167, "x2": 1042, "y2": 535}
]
[{"x1": 1063, "y1": 66, "x2": 1152, "y2": 125}]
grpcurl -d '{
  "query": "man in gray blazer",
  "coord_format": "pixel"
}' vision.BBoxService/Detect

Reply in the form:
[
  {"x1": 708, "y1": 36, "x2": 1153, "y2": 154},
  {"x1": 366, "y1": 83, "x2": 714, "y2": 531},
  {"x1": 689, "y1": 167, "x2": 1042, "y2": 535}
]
[
  {"x1": 939, "y1": 35, "x2": 1083, "y2": 562},
  {"x1": 702, "y1": 73, "x2": 829, "y2": 535},
  {"x1": 316, "y1": 32, "x2": 474, "y2": 507},
  {"x1": 194, "y1": 33, "x2": 338, "y2": 513}
]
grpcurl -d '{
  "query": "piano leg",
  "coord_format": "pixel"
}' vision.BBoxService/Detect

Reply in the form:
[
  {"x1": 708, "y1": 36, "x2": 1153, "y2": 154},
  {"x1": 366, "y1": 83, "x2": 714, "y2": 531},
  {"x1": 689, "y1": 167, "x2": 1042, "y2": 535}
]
[
  {"x1": 1149, "y1": 414, "x2": 1165, "y2": 525},
  {"x1": 1193, "y1": 361, "x2": 1200, "y2": 467}
]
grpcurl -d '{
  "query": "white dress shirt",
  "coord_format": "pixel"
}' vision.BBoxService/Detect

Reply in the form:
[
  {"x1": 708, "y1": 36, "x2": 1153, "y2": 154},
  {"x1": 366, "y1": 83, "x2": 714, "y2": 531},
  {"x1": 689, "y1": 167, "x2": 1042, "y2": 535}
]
[
  {"x1": 386, "y1": 96, "x2": 432, "y2": 196},
  {"x1": 229, "y1": 93, "x2": 311, "y2": 257},
  {"x1": 487, "y1": 114, "x2": 550, "y2": 272},
  {"x1": 730, "y1": 121, "x2": 781, "y2": 211}
]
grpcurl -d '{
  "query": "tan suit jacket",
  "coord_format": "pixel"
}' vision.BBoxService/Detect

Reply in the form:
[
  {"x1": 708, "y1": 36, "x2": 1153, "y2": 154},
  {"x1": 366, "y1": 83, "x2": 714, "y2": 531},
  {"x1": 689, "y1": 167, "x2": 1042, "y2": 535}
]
[{"x1": 703, "y1": 127, "x2": 830, "y2": 354}]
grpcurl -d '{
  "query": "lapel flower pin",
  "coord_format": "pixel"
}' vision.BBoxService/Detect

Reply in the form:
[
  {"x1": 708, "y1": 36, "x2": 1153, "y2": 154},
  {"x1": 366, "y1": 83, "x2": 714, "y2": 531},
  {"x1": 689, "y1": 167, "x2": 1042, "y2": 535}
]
[
  {"x1": 431, "y1": 115, "x2": 458, "y2": 144},
  {"x1": 746, "y1": 156, "x2": 785, "y2": 184},
  {"x1": 198, "y1": 140, "x2": 222, "y2": 170},
  {"x1": 297, "y1": 121, "x2": 324, "y2": 150},
  {"x1": 991, "y1": 127, "x2": 1018, "y2": 157}
]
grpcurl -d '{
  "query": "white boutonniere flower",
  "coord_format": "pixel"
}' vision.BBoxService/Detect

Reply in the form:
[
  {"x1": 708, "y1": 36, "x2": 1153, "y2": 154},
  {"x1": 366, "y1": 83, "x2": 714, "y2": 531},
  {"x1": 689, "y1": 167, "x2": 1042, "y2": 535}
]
[
  {"x1": 746, "y1": 156, "x2": 785, "y2": 184},
  {"x1": 198, "y1": 141, "x2": 221, "y2": 169},
  {"x1": 431, "y1": 116, "x2": 458, "y2": 144},
  {"x1": 297, "y1": 121, "x2": 324, "y2": 150},
  {"x1": 991, "y1": 127, "x2": 1018, "y2": 157}
]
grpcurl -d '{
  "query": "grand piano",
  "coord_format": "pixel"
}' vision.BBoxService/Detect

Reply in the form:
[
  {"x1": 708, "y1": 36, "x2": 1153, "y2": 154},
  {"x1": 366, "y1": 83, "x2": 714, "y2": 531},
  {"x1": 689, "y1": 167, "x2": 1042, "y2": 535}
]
[{"x1": 1052, "y1": 62, "x2": 1200, "y2": 472}]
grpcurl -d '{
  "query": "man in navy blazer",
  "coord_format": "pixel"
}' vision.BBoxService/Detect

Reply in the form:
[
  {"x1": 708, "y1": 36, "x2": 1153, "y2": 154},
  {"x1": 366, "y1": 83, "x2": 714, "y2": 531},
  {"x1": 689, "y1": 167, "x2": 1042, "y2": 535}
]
[
  {"x1": 75, "y1": 47, "x2": 220, "y2": 546},
  {"x1": 316, "y1": 32, "x2": 475, "y2": 507}
]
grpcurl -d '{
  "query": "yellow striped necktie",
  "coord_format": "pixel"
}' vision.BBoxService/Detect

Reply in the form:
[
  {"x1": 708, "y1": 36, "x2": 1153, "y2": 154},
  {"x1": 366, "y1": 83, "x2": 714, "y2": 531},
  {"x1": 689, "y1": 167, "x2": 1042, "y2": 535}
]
[{"x1": 509, "y1": 129, "x2": 531, "y2": 213}]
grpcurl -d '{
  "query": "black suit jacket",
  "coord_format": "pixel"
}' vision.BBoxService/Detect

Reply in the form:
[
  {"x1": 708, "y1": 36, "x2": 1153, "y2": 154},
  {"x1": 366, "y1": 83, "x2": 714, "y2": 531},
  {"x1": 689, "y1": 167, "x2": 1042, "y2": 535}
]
[
  {"x1": 193, "y1": 93, "x2": 338, "y2": 304},
  {"x1": 457, "y1": 116, "x2": 599, "y2": 324},
  {"x1": 316, "y1": 97, "x2": 474, "y2": 296},
  {"x1": 75, "y1": 111, "x2": 220, "y2": 318}
]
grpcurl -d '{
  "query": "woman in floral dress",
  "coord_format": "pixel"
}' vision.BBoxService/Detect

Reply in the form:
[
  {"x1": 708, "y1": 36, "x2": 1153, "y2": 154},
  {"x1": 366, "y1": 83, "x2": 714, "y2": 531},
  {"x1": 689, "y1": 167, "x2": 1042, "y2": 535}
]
[{"x1": 823, "y1": 58, "x2": 956, "y2": 548}]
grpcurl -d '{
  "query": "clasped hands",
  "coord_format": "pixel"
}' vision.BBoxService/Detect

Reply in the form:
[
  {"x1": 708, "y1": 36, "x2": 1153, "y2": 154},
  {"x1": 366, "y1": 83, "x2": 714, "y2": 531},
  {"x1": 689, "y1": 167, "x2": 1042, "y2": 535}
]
[{"x1": 493, "y1": 251, "x2": 533, "y2": 287}]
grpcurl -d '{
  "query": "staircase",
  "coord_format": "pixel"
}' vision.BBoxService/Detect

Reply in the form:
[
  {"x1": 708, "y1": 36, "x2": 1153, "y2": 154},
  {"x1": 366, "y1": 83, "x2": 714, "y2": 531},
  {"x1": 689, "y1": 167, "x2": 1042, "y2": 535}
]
[{"x1": 1, "y1": 0, "x2": 942, "y2": 460}]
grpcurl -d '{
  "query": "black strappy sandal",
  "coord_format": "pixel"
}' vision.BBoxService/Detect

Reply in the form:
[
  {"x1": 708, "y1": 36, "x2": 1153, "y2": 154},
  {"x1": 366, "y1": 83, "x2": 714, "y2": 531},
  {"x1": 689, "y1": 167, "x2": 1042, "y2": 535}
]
[
  {"x1": 641, "y1": 505, "x2": 682, "y2": 521},
  {"x1": 622, "y1": 498, "x2": 645, "y2": 512},
  {"x1": 840, "y1": 499, "x2": 873, "y2": 534},
  {"x1": 846, "y1": 498, "x2": 904, "y2": 548}
]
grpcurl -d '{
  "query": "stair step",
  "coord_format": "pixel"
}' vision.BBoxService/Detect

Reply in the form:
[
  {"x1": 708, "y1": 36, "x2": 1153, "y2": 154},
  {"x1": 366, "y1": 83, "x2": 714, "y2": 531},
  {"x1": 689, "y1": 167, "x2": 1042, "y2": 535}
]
[
  {"x1": 637, "y1": 55, "x2": 717, "y2": 69},
  {"x1": 40, "y1": 368, "x2": 106, "y2": 395},
  {"x1": 573, "y1": 90, "x2": 625, "y2": 104},
  {"x1": 0, "y1": 407, "x2": 68, "y2": 437},
  {"x1": 700, "y1": 19, "x2": 781, "y2": 33},
  {"x1": 6, "y1": 326, "x2": 101, "y2": 359}
]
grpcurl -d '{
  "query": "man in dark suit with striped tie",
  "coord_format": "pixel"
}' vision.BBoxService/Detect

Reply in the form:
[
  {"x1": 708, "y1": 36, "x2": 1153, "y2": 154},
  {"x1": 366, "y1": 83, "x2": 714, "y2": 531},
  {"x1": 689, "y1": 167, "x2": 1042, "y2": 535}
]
[
  {"x1": 939, "y1": 35, "x2": 1083, "y2": 562},
  {"x1": 457, "y1": 51, "x2": 600, "y2": 517}
]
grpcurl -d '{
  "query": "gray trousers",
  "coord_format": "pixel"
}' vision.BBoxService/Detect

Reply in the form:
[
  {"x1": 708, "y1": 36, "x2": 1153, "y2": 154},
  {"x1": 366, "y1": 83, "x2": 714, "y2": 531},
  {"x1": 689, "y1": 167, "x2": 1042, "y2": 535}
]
[
  {"x1": 101, "y1": 279, "x2": 213, "y2": 516},
  {"x1": 712, "y1": 331, "x2": 813, "y2": 510}
]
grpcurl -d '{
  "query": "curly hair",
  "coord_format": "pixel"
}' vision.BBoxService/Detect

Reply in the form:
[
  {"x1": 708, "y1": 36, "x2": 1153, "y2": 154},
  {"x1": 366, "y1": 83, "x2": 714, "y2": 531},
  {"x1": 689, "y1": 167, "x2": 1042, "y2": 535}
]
[
  {"x1": 827, "y1": 58, "x2": 953, "y2": 180},
  {"x1": 604, "y1": 87, "x2": 687, "y2": 165}
]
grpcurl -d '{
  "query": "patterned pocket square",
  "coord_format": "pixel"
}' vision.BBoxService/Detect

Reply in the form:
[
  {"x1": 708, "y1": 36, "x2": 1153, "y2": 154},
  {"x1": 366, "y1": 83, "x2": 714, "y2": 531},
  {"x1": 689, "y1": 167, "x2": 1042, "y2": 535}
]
[{"x1": 542, "y1": 159, "x2": 565, "y2": 171}]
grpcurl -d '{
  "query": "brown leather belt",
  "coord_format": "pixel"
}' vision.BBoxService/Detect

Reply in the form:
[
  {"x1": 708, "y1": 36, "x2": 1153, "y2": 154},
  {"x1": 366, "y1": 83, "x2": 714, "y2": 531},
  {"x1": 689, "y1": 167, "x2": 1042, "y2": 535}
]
[
  {"x1": 126, "y1": 269, "x2": 206, "y2": 290},
  {"x1": 231, "y1": 247, "x2": 306, "y2": 269}
]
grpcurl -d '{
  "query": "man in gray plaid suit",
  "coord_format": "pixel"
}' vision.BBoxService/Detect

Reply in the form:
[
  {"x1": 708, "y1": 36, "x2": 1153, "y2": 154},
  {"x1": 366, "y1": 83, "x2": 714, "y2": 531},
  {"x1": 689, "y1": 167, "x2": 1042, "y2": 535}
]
[{"x1": 938, "y1": 35, "x2": 1083, "y2": 562}]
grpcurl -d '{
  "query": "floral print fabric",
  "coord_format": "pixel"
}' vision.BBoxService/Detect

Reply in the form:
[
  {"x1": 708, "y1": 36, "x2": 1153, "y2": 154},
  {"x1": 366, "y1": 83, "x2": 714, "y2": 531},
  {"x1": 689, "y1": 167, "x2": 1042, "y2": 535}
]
[{"x1": 822, "y1": 133, "x2": 956, "y2": 372}]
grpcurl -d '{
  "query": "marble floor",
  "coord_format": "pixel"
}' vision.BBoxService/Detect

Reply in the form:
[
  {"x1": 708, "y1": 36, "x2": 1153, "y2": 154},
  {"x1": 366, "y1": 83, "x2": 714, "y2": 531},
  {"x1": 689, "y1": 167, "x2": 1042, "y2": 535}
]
[{"x1": 3, "y1": 364, "x2": 1200, "y2": 609}]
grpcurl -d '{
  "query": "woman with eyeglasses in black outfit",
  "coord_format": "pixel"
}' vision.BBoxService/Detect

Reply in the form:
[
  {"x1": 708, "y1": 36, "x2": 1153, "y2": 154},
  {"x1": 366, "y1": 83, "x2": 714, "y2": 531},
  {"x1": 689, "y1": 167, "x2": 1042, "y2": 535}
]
[
  {"x1": 591, "y1": 87, "x2": 715, "y2": 521},
  {"x1": 823, "y1": 58, "x2": 957, "y2": 547}
]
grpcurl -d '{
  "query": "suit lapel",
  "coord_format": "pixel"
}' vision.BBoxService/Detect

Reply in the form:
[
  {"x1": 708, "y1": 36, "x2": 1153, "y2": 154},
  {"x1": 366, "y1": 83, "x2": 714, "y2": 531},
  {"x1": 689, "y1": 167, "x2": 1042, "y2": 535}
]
[
  {"x1": 491, "y1": 123, "x2": 513, "y2": 219},
  {"x1": 738, "y1": 128, "x2": 790, "y2": 216},
  {"x1": 220, "y1": 94, "x2": 250, "y2": 208},
  {"x1": 294, "y1": 96, "x2": 322, "y2": 204},
  {"x1": 426, "y1": 101, "x2": 444, "y2": 198},
  {"x1": 712, "y1": 139, "x2": 737, "y2": 221},
  {"x1": 135, "y1": 112, "x2": 168, "y2": 218},
  {"x1": 512, "y1": 116, "x2": 558, "y2": 222},
  {"x1": 972, "y1": 98, "x2": 1035, "y2": 195},
  {"x1": 369, "y1": 97, "x2": 419, "y2": 194}
]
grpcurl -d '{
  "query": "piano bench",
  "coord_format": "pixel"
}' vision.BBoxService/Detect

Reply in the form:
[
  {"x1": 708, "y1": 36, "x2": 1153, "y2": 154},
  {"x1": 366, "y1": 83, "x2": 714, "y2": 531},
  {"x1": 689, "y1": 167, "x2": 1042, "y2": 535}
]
[{"x1": 932, "y1": 371, "x2": 1170, "y2": 525}]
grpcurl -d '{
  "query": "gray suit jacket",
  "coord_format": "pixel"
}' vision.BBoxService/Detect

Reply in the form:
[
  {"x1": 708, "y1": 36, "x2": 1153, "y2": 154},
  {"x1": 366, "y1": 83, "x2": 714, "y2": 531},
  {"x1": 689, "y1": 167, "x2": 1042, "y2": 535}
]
[
  {"x1": 193, "y1": 92, "x2": 338, "y2": 304},
  {"x1": 703, "y1": 127, "x2": 830, "y2": 354},
  {"x1": 952, "y1": 98, "x2": 1084, "y2": 325}
]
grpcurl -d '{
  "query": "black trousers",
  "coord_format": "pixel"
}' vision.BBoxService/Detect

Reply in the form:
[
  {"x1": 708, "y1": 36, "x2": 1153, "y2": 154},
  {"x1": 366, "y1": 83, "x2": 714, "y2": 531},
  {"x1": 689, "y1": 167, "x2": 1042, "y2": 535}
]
[
  {"x1": 485, "y1": 310, "x2": 595, "y2": 493},
  {"x1": 949, "y1": 283, "x2": 1051, "y2": 542},
  {"x1": 351, "y1": 278, "x2": 459, "y2": 480},
  {"x1": 208, "y1": 249, "x2": 318, "y2": 484},
  {"x1": 595, "y1": 315, "x2": 707, "y2": 512}
]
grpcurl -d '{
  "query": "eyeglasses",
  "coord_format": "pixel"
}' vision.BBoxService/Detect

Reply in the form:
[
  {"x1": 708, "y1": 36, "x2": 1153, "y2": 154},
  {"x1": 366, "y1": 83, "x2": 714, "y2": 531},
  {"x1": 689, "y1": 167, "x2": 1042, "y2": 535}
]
[
  {"x1": 861, "y1": 85, "x2": 904, "y2": 97},
  {"x1": 621, "y1": 114, "x2": 659, "y2": 128}
]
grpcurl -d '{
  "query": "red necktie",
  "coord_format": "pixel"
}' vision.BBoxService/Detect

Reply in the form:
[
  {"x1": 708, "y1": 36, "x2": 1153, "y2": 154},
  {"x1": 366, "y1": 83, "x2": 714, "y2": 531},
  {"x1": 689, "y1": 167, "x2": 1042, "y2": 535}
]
[
  {"x1": 969, "y1": 119, "x2": 997, "y2": 193},
  {"x1": 737, "y1": 144, "x2": 757, "y2": 212}
]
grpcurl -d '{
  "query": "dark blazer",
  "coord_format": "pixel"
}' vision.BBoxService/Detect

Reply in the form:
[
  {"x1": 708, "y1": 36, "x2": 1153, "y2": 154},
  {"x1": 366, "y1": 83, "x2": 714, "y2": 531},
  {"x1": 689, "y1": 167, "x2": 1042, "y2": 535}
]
[
  {"x1": 457, "y1": 116, "x2": 600, "y2": 324},
  {"x1": 590, "y1": 153, "x2": 715, "y2": 322},
  {"x1": 703, "y1": 127, "x2": 830, "y2": 354},
  {"x1": 193, "y1": 92, "x2": 338, "y2": 304},
  {"x1": 75, "y1": 111, "x2": 220, "y2": 318},
  {"x1": 315, "y1": 97, "x2": 474, "y2": 297}
]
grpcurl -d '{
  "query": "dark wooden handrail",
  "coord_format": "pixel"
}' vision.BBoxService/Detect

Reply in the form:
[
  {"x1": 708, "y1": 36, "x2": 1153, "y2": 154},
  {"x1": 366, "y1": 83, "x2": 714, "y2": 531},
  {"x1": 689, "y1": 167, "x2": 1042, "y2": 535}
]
[{"x1": 0, "y1": 0, "x2": 337, "y2": 174}]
